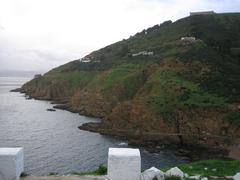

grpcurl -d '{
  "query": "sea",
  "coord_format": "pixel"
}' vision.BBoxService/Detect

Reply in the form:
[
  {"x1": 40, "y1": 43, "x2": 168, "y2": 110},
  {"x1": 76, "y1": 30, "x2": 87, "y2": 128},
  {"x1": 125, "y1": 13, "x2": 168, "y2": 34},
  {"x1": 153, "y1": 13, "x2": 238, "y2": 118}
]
[{"x1": 0, "y1": 76, "x2": 187, "y2": 175}]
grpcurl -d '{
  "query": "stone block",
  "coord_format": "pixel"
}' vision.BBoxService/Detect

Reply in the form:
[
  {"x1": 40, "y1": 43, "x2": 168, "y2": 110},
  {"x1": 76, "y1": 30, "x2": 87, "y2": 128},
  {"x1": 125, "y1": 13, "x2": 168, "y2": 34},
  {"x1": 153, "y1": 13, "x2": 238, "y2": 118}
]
[
  {"x1": 108, "y1": 148, "x2": 141, "y2": 180},
  {"x1": 0, "y1": 148, "x2": 24, "y2": 180}
]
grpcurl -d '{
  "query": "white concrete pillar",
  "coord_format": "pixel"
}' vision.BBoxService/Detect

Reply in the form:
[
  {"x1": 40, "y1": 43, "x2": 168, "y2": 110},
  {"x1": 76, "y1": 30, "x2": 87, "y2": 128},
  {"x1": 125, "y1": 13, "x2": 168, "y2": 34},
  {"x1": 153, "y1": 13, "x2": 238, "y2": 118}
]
[
  {"x1": 108, "y1": 148, "x2": 141, "y2": 180},
  {"x1": 0, "y1": 147, "x2": 24, "y2": 180}
]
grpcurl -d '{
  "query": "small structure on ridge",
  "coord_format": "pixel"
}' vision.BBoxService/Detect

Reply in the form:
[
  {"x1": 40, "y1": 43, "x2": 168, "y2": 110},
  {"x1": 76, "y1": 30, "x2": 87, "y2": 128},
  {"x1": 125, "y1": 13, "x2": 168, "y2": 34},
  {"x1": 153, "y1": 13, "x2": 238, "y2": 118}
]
[{"x1": 190, "y1": 11, "x2": 215, "y2": 16}]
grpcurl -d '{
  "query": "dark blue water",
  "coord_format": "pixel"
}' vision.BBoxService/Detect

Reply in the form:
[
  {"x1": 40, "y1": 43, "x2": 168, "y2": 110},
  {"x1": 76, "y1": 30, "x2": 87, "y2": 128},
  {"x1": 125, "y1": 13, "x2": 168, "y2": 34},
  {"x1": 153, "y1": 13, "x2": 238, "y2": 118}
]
[{"x1": 0, "y1": 77, "x2": 187, "y2": 175}]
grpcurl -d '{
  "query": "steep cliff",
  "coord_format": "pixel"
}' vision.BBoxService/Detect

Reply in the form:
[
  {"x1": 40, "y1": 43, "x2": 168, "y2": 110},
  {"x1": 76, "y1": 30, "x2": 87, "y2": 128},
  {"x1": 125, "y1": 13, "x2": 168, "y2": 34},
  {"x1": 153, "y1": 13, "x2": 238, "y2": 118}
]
[{"x1": 20, "y1": 13, "x2": 240, "y2": 149}]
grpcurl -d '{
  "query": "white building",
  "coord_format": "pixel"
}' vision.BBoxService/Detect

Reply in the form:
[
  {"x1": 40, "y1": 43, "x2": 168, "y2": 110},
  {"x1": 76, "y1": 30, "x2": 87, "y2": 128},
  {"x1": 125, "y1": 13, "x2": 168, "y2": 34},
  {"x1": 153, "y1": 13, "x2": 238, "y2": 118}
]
[
  {"x1": 181, "y1": 36, "x2": 196, "y2": 42},
  {"x1": 80, "y1": 57, "x2": 91, "y2": 63},
  {"x1": 132, "y1": 51, "x2": 154, "y2": 57}
]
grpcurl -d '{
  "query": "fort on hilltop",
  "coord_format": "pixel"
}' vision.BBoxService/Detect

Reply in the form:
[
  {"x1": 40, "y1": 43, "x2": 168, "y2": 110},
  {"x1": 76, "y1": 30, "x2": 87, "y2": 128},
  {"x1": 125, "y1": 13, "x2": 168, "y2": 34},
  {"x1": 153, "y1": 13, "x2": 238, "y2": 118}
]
[{"x1": 190, "y1": 11, "x2": 215, "y2": 16}]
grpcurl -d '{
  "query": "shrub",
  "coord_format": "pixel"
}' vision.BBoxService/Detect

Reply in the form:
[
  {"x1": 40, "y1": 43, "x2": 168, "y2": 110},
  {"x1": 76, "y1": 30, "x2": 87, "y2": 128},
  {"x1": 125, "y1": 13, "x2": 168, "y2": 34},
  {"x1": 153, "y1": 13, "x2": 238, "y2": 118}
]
[
  {"x1": 95, "y1": 165, "x2": 107, "y2": 175},
  {"x1": 71, "y1": 165, "x2": 107, "y2": 176},
  {"x1": 165, "y1": 176, "x2": 182, "y2": 180},
  {"x1": 48, "y1": 172, "x2": 58, "y2": 176}
]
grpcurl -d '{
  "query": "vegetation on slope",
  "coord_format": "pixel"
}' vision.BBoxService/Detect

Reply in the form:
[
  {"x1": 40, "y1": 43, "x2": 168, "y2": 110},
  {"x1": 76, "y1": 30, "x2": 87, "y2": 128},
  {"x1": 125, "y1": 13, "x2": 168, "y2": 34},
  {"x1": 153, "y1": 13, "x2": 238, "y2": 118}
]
[
  {"x1": 163, "y1": 159, "x2": 240, "y2": 177},
  {"x1": 21, "y1": 13, "x2": 240, "y2": 147}
]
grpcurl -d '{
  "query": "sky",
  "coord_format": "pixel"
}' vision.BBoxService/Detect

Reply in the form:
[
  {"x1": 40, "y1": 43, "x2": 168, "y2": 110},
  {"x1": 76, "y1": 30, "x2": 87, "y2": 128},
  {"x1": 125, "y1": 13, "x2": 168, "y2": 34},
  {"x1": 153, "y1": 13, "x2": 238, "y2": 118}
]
[{"x1": 0, "y1": 0, "x2": 239, "y2": 73}]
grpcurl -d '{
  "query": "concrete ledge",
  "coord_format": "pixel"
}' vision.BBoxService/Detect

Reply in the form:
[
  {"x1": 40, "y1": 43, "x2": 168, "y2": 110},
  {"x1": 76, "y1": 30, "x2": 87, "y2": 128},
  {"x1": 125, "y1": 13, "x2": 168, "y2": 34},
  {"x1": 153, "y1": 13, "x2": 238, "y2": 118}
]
[
  {"x1": 21, "y1": 175, "x2": 108, "y2": 180},
  {"x1": 108, "y1": 148, "x2": 141, "y2": 180},
  {"x1": 0, "y1": 147, "x2": 24, "y2": 180}
]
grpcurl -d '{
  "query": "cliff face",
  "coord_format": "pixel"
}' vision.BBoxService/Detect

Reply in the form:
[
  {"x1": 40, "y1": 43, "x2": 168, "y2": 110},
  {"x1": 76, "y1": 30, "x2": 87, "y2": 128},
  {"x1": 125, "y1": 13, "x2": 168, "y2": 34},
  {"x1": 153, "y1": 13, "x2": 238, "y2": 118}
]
[{"x1": 20, "y1": 13, "x2": 240, "y2": 149}]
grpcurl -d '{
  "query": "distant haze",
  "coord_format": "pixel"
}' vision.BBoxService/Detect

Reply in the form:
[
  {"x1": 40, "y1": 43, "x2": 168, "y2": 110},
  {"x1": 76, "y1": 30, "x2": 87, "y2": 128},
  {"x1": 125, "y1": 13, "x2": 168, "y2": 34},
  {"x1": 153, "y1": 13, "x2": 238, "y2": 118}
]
[
  {"x1": 0, "y1": 70, "x2": 42, "y2": 77},
  {"x1": 0, "y1": 0, "x2": 239, "y2": 73}
]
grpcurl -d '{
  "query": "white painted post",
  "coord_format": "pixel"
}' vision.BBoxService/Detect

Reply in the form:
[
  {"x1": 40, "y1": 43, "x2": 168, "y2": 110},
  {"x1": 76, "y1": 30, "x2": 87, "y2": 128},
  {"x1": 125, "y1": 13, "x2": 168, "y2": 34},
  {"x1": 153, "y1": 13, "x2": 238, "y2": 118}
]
[
  {"x1": 0, "y1": 148, "x2": 24, "y2": 180},
  {"x1": 108, "y1": 148, "x2": 141, "y2": 180}
]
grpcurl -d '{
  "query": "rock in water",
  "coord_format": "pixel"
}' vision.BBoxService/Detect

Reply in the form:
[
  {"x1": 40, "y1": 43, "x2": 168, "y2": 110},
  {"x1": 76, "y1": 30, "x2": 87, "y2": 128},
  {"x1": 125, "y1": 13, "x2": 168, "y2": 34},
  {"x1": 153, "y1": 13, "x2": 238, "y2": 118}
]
[
  {"x1": 47, "y1": 108, "x2": 56, "y2": 112},
  {"x1": 165, "y1": 167, "x2": 184, "y2": 179},
  {"x1": 141, "y1": 167, "x2": 165, "y2": 180},
  {"x1": 234, "y1": 173, "x2": 240, "y2": 180}
]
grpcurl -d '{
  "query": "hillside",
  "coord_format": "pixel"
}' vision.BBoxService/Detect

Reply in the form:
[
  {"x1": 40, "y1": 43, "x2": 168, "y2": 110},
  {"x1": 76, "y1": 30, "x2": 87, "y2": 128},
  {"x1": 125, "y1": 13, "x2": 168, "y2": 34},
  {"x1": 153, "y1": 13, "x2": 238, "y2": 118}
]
[{"x1": 20, "y1": 13, "x2": 240, "y2": 152}]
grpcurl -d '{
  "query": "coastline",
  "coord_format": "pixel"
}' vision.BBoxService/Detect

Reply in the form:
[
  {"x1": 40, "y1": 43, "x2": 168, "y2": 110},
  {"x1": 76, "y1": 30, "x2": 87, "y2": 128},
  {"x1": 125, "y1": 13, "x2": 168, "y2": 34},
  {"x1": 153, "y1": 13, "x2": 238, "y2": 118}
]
[
  {"x1": 12, "y1": 87, "x2": 237, "y2": 161},
  {"x1": 78, "y1": 122, "x2": 230, "y2": 161}
]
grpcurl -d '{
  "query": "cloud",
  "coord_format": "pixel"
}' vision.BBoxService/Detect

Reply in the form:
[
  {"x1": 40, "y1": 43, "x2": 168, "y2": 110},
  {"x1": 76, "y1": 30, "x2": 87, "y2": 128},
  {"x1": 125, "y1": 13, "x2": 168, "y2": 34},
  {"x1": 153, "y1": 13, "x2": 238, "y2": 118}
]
[{"x1": 0, "y1": 0, "x2": 239, "y2": 72}]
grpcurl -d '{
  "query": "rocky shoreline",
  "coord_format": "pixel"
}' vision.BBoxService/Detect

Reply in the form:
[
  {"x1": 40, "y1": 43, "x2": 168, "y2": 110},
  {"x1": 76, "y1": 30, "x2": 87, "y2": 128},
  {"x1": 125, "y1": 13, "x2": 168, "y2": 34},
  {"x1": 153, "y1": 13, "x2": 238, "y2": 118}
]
[
  {"x1": 78, "y1": 122, "x2": 230, "y2": 161},
  {"x1": 12, "y1": 87, "x2": 239, "y2": 161}
]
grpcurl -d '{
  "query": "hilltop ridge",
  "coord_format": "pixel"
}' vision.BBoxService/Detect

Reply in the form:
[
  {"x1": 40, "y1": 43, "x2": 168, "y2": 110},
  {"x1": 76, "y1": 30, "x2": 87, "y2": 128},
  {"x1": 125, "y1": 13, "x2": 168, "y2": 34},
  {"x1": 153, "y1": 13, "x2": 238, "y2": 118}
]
[{"x1": 19, "y1": 13, "x2": 240, "y2": 155}]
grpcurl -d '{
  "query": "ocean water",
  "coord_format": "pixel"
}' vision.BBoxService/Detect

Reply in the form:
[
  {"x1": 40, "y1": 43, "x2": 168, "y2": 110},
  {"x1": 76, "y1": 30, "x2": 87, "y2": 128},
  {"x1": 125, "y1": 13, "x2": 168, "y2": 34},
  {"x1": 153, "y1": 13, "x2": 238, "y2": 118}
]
[{"x1": 0, "y1": 76, "x2": 187, "y2": 175}]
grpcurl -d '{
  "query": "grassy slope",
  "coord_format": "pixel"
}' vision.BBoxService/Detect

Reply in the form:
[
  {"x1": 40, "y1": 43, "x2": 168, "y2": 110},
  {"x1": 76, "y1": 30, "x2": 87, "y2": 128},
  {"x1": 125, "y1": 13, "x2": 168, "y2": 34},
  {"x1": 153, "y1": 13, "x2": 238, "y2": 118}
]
[{"x1": 163, "y1": 159, "x2": 240, "y2": 177}]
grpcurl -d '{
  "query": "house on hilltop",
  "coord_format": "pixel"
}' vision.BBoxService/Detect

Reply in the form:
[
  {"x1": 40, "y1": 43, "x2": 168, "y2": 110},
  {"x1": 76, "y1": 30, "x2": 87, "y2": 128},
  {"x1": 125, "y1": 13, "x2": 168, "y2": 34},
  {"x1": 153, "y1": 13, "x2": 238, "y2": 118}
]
[{"x1": 190, "y1": 11, "x2": 215, "y2": 16}]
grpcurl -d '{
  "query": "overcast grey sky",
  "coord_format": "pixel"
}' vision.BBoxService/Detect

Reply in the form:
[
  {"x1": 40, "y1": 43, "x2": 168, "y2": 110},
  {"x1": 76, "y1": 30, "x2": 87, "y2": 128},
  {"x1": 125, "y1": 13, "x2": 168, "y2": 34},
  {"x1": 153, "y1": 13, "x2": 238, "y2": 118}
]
[{"x1": 0, "y1": 0, "x2": 239, "y2": 73}]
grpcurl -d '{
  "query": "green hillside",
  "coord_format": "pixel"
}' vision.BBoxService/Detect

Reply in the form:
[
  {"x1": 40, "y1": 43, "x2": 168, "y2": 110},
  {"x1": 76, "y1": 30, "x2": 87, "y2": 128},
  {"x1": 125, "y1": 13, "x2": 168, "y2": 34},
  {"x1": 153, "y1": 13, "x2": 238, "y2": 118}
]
[{"x1": 21, "y1": 13, "x2": 240, "y2": 148}]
